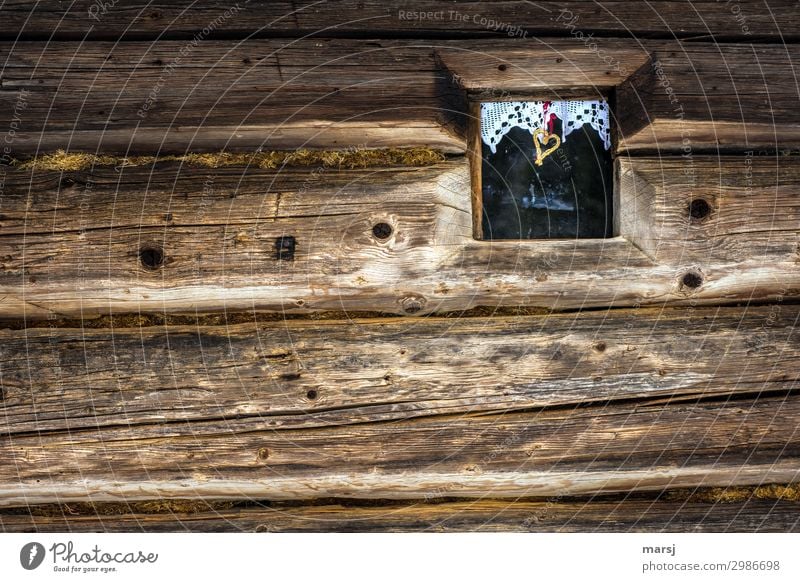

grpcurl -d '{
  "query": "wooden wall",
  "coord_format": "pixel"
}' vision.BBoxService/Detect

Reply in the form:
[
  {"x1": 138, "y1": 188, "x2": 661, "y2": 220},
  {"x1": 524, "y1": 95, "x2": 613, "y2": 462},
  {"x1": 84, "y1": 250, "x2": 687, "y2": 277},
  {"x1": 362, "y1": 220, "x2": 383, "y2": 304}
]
[{"x1": 1, "y1": 0, "x2": 799, "y2": 532}]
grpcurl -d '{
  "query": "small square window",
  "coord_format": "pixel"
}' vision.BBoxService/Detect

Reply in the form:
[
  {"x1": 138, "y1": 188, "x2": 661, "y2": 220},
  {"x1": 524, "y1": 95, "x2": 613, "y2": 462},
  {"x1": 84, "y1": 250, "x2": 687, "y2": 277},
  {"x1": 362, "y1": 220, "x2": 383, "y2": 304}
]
[{"x1": 479, "y1": 100, "x2": 613, "y2": 240}]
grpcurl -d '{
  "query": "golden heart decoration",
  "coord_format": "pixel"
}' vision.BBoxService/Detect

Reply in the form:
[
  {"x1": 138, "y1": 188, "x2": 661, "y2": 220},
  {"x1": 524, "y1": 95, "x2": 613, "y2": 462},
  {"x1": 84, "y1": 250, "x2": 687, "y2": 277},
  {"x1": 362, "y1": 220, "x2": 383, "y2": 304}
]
[{"x1": 533, "y1": 129, "x2": 561, "y2": 167}]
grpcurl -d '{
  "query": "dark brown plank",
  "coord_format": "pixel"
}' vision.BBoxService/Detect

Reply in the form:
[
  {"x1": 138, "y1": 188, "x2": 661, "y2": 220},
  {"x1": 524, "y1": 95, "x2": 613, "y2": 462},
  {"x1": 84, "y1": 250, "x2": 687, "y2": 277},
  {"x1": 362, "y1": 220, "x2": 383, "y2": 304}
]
[
  {"x1": 2, "y1": 306, "x2": 799, "y2": 436},
  {"x1": 0, "y1": 40, "x2": 465, "y2": 155},
  {"x1": 2, "y1": 498, "x2": 799, "y2": 532},
  {"x1": 1, "y1": 1, "x2": 796, "y2": 41},
  {"x1": 617, "y1": 42, "x2": 800, "y2": 152},
  {"x1": 1, "y1": 393, "x2": 799, "y2": 506},
  {"x1": 3, "y1": 39, "x2": 800, "y2": 155}
]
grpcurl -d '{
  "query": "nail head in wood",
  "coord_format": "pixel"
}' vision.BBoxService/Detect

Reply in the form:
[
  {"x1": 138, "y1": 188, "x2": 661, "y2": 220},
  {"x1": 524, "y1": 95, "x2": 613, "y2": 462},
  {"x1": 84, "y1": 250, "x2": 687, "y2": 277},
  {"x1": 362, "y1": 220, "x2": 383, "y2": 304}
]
[{"x1": 275, "y1": 236, "x2": 296, "y2": 261}]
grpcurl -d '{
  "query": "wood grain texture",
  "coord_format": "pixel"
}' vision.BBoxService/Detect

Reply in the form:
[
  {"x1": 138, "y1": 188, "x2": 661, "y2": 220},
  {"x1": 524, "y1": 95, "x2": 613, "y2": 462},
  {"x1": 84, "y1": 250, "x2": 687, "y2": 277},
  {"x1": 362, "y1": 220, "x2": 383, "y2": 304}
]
[
  {"x1": 1, "y1": 392, "x2": 799, "y2": 506},
  {"x1": 440, "y1": 41, "x2": 800, "y2": 153},
  {"x1": 618, "y1": 156, "x2": 800, "y2": 263},
  {"x1": 1, "y1": 1, "x2": 797, "y2": 41},
  {"x1": 2, "y1": 307, "x2": 799, "y2": 436},
  {"x1": 436, "y1": 44, "x2": 651, "y2": 96},
  {"x1": 1, "y1": 157, "x2": 799, "y2": 319},
  {"x1": 617, "y1": 42, "x2": 800, "y2": 152},
  {"x1": 3, "y1": 499, "x2": 799, "y2": 532},
  {"x1": 0, "y1": 40, "x2": 466, "y2": 155},
  {"x1": 2, "y1": 0, "x2": 798, "y2": 535},
  {"x1": 2, "y1": 39, "x2": 800, "y2": 155}
]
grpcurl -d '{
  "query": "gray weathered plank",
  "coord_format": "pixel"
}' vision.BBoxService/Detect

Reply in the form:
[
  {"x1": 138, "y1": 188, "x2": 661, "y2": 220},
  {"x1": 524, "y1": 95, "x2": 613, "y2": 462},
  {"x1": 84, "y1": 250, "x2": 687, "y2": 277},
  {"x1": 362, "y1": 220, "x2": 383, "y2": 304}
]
[{"x1": 617, "y1": 42, "x2": 800, "y2": 152}]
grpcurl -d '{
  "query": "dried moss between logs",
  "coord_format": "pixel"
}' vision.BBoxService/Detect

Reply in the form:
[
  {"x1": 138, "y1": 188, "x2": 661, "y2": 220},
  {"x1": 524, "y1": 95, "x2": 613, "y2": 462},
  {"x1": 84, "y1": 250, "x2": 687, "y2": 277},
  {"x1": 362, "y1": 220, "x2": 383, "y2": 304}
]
[
  {"x1": 13, "y1": 148, "x2": 446, "y2": 171},
  {"x1": 3, "y1": 306, "x2": 553, "y2": 330},
  {"x1": 664, "y1": 483, "x2": 800, "y2": 504}
]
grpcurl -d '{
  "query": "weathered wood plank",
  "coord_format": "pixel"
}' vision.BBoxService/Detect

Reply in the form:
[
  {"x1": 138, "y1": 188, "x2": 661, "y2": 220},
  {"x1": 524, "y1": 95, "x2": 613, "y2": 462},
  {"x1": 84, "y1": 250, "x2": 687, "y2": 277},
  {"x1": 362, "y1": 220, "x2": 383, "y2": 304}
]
[
  {"x1": 0, "y1": 393, "x2": 799, "y2": 506},
  {"x1": 0, "y1": 40, "x2": 466, "y2": 155},
  {"x1": 2, "y1": 39, "x2": 800, "y2": 155},
  {"x1": 3, "y1": 498, "x2": 799, "y2": 533},
  {"x1": 1, "y1": 307, "x2": 799, "y2": 436},
  {"x1": 435, "y1": 44, "x2": 650, "y2": 96},
  {"x1": 1, "y1": 157, "x2": 799, "y2": 318},
  {"x1": 618, "y1": 156, "x2": 800, "y2": 262},
  {"x1": 1, "y1": 1, "x2": 795, "y2": 41},
  {"x1": 0, "y1": 162, "x2": 478, "y2": 319}
]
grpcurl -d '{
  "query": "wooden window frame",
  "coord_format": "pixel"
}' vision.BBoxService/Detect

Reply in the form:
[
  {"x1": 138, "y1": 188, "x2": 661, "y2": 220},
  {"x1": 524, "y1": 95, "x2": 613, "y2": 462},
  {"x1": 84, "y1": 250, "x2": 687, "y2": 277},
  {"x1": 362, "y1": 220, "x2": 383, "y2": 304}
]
[{"x1": 436, "y1": 45, "x2": 654, "y2": 245}]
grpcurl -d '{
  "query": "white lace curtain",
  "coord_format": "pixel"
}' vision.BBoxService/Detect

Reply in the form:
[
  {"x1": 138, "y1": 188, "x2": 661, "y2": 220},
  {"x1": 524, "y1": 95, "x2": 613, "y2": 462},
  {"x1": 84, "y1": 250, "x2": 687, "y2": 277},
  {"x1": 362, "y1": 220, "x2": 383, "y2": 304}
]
[{"x1": 480, "y1": 100, "x2": 611, "y2": 154}]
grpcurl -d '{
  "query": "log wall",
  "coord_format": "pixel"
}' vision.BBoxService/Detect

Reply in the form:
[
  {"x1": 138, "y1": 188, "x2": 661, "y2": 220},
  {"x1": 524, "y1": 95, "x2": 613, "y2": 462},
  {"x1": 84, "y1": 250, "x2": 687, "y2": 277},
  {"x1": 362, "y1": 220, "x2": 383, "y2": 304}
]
[{"x1": 1, "y1": 0, "x2": 799, "y2": 532}]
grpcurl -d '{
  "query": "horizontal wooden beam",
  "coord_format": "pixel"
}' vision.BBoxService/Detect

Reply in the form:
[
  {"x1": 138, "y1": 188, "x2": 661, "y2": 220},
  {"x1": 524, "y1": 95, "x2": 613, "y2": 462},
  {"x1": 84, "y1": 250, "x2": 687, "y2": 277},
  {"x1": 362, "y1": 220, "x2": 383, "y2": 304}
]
[
  {"x1": 2, "y1": 39, "x2": 799, "y2": 155},
  {"x1": 3, "y1": 498, "x2": 798, "y2": 532},
  {"x1": 0, "y1": 40, "x2": 466, "y2": 155},
  {"x1": 1, "y1": 1, "x2": 796, "y2": 41},
  {"x1": 442, "y1": 40, "x2": 800, "y2": 153},
  {"x1": 617, "y1": 156, "x2": 800, "y2": 263},
  {"x1": 435, "y1": 45, "x2": 651, "y2": 95},
  {"x1": 0, "y1": 157, "x2": 798, "y2": 318},
  {"x1": 617, "y1": 43, "x2": 800, "y2": 153},
  {"x1": 2, "y1": 306, "x2": 799, "y2": 436},
  {"x1": 1, "y1": 391, "x2": 798, "y2": 506}
]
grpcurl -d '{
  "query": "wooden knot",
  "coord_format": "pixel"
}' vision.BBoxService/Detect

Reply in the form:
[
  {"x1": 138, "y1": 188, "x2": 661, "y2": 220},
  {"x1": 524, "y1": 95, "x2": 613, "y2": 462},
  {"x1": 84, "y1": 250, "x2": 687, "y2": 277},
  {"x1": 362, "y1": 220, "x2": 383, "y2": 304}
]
[{"x1": 401, "y1": 294, "x2": 426, "y2": 315}]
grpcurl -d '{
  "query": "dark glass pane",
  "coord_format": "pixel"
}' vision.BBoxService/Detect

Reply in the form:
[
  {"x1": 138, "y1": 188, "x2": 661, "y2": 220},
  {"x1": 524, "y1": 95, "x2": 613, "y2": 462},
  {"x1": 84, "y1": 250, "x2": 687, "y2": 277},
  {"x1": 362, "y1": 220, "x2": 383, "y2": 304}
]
[{"x1": 481, "y1": 102, "x2": 613, "y2": 239}]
